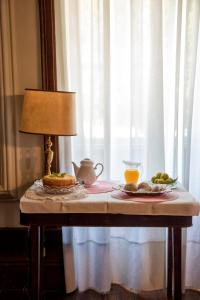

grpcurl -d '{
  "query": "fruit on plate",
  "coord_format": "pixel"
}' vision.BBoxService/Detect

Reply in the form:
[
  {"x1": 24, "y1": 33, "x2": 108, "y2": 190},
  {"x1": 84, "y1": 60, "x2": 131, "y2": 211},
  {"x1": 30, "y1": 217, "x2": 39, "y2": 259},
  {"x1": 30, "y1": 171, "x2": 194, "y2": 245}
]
[
  {"x1": 138, "y1": 182, "x2": 152, "y2": 191},
  {"x1": 151, "y1": 172, "x2": 177, "y2": 184},
  {"x1": 124, "y1": 182, "x2": 138, "y2": 191},
  {"x1": 123, "y1": 181, "x2": 166, "y2": 193}
]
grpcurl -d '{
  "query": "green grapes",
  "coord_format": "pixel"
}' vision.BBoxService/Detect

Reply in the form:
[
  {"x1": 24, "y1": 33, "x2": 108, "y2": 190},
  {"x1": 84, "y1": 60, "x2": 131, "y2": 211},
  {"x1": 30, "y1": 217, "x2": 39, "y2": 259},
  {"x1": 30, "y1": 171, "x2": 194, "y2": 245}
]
[
  {"x1": 151, "y1": 176, "x2": 157, "y2": 183},
  {"x1": 151, "y1": 172, "x2": 177, "y2": 184},
  {"x1": 161, "y1": 173, "x2": 169, "y2": 180},
  {"x1": 156, "y1": 172, "x2": 162, "y2": 178}
]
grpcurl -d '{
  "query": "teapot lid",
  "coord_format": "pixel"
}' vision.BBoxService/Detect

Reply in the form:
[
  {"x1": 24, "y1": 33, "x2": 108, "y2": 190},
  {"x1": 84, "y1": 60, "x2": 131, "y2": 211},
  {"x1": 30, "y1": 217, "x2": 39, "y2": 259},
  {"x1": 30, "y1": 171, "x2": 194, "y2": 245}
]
[{"x1": 80, "y1": 158, "x2": 93, "y2": 164}]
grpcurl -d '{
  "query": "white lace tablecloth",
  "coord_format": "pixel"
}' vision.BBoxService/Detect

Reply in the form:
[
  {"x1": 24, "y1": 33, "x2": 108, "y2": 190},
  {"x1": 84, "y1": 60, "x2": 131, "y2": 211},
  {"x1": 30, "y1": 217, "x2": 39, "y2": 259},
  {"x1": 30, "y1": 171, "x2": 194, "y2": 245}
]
[{"x1": 20, "y1": 181, "x2": 200, "y2": 216}]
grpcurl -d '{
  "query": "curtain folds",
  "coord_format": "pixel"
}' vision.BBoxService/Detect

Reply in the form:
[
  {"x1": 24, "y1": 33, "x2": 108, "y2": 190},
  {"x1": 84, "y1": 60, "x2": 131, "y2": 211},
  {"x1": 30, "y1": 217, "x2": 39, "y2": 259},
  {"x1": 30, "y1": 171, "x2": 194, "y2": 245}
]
[{"x1": 55, "y1": 0, "x2": 200, "y2": 293}]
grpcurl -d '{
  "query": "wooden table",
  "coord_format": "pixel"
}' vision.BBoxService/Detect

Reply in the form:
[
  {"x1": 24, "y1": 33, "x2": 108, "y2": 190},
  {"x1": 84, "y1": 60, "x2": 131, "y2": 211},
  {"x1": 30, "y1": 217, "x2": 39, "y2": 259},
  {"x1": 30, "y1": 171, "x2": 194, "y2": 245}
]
[
  {"x1": 20, "y1": 212, "x2": 193, "y2": 300},
  {"x1": 20, "y1": 185, "x2": 199, "y2": 300}
]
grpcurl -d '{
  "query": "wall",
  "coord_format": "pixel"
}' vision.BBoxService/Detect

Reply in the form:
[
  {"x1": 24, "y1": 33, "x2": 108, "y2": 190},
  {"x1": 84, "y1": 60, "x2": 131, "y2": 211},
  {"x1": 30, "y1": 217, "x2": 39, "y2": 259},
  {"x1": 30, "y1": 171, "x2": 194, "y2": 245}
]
[
  {"x1": 0, "y1": 3, "x2": 66, "y2": 297},
  {"x1": 0, "y1": 0, "x2": 43, "y2": 199}
]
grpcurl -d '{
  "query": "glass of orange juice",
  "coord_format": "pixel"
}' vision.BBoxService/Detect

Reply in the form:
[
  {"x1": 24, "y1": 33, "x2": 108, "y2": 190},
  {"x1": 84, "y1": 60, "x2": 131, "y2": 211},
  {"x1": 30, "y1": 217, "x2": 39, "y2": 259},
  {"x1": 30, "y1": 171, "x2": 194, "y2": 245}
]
[
  {"x1": 124, "y1": 168, "x2": 140, "y2": 184},
  {"x1": 123, "y1": 161, "x2": 142, "y2": 184}
]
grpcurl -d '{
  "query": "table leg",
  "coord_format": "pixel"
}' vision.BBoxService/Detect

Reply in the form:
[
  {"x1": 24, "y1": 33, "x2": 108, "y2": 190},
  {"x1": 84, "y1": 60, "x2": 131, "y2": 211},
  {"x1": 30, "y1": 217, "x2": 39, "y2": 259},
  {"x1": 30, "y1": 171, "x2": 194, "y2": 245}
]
[
  {"x1": 30, "y1": 225, "x2": 41, "y2": 300},
  {"x1": 173, "y1": 227, "x2": 182, "y2": 300},
  {"x1": 167, "y1": 227, "x2": 173, "y2": 299}
]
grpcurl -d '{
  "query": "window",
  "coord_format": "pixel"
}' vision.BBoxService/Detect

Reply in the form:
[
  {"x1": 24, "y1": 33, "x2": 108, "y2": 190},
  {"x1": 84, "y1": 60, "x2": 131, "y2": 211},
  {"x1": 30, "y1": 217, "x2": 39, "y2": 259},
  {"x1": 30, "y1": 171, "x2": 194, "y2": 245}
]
[{"x1": 56, "y1": 0, "x2": 200, "y2": 188}]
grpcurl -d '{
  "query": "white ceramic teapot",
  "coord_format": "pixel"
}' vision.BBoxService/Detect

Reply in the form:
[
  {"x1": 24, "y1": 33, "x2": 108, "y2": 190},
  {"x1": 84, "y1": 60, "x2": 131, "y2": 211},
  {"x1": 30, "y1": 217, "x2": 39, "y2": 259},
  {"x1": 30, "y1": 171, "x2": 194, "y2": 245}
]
[{"x1": 72, "y1": 158, "x2": 104, "y2": 186}]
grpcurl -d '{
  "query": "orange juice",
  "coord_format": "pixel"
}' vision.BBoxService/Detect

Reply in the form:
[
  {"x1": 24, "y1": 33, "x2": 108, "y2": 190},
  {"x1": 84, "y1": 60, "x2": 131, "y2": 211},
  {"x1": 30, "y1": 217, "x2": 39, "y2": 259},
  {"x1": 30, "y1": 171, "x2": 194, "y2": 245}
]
[{"x1": 124, "y1": 169, "x2": 140, "y2": 184}]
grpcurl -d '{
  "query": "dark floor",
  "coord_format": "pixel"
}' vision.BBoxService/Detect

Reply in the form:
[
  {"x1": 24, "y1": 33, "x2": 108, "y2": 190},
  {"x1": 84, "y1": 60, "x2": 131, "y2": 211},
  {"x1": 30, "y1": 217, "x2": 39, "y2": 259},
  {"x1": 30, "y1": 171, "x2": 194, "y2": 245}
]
[{"x1": 45, "y1": 285, "x2": 200, "y2": 300}]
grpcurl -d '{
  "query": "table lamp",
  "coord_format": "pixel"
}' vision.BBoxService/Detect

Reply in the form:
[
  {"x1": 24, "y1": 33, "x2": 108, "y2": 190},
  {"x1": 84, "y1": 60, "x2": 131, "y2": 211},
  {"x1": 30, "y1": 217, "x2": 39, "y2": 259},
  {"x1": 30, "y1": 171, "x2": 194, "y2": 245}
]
[{"x1": 20, "y1": 89, "x2": 77, "y2": 175}]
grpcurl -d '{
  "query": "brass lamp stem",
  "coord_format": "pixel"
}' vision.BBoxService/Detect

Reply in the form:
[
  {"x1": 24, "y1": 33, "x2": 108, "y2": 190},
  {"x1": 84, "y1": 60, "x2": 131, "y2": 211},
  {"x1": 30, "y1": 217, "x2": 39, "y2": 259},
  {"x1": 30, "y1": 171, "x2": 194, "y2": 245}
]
[{"x1": 45, "y1": 135, "x2": 54, "y2": 175}]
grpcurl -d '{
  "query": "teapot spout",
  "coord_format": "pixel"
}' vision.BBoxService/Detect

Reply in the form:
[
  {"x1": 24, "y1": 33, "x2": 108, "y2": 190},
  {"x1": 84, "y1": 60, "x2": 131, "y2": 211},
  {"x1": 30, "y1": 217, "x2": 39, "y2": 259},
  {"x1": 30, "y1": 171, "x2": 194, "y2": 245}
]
[{"x1": 72, "y1": 161, "x2": 79, "y2": 177}]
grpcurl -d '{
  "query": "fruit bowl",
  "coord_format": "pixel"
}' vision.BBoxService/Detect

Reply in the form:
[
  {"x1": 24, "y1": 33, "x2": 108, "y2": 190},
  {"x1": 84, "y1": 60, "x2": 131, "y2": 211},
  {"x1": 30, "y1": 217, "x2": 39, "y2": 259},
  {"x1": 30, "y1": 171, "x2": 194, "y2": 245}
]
[{"x1": 151, "y1": 172, "x2": 178, "y2": 188}]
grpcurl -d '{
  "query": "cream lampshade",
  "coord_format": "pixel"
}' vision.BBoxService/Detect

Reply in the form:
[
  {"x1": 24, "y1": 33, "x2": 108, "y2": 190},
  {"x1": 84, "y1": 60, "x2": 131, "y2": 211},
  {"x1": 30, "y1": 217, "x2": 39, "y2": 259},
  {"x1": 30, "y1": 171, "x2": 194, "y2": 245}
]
[{"x1": 20, "y1": 89, "x2": 77, "y2": 175}]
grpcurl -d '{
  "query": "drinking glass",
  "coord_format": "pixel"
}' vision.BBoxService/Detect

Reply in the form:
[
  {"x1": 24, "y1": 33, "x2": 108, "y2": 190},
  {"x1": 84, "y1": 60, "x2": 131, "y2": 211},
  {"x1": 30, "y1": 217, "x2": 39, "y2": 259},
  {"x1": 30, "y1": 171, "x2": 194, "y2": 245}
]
[{"x1": 123, "y1": 161, "x2": 142, "y2": 184}]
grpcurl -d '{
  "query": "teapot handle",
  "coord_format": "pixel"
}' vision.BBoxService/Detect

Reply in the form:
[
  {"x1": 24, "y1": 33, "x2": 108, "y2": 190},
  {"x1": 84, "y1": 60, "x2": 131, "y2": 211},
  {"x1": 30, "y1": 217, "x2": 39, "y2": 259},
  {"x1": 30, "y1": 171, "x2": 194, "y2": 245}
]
[{"x1": 94, "y1": 163, "x2": 104, "y2": 179}]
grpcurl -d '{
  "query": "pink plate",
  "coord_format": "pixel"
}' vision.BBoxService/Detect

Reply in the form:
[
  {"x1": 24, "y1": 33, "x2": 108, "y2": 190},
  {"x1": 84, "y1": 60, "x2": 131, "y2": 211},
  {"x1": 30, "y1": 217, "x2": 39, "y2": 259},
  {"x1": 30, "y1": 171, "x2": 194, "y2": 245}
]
[{"x1": 112, "y1": 191, "x2": 178, "y2": 203}]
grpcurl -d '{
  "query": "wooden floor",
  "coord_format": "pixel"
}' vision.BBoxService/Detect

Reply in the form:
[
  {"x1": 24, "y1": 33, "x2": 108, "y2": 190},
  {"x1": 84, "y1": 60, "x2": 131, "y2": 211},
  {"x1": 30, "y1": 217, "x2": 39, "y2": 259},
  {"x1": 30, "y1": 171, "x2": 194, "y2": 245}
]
[{"x1": 45, "y1": 285, "x2": 200, "y2": 300}]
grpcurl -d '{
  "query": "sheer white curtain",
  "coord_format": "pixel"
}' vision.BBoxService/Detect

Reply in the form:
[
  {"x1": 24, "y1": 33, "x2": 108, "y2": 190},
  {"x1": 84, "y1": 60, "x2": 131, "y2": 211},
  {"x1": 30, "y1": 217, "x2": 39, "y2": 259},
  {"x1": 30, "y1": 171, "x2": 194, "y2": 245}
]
[{"x1": 55, "y1": 0, "x2": 200, "y2": 293}]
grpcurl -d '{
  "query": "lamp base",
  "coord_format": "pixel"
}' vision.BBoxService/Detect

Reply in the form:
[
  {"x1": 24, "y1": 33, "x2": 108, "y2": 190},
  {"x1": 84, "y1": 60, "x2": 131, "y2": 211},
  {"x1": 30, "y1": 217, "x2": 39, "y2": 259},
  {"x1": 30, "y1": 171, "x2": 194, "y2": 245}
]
[{"x1": 45, "y1": 135, "x2": 54, "y2": 175}]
